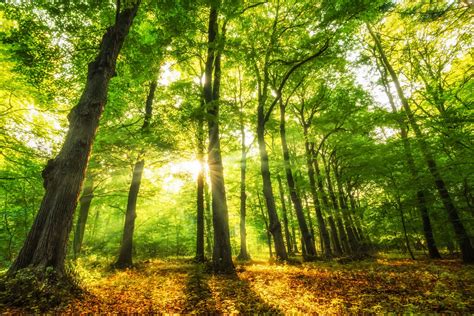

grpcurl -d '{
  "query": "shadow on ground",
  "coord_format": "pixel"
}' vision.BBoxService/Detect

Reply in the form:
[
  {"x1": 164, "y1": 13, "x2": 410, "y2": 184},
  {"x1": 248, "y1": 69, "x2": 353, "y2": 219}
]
[{"x1": 183, "y1": 264, "x2": 281, "y2": 314}]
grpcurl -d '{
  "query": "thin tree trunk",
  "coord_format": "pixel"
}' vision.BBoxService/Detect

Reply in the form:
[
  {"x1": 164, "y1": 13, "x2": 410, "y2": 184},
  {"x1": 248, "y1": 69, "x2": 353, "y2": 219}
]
[
  {"x1": 334, "y1": 167, "x2": 359, "y2": 253},
  {"x1": 257, "y1": 112, "x2": 288, "y2": 260},
  {"x1": 314, "y1": 156, "x2": 341, "y2": 256},
  {"x1": 9, "y1": 3, "x2": 139, "y2": 275},
  {"x1": 397, "y1": 198, "x2": 416, "y2": 260},
  {"x1": 324, "y1": 158, "x2": 350, "y2": 255},
  {"x1": 204, "y1": 181, "x2": 213, "y2": 258},
  {"x1": 277, "y1": 175, "x2": 293, "y2": 256},
  {"x1": 368, "y1": 24, "x2": 473, "y2": 263},
  {"x1": 287, "y1": 194, "x2": 299, "y2": 254},
  {"x1": 279, "y1": 101, "x2": 316, "y2": 259},
  {"x1": 116, "y1": 159, "x2": 144, "y2": 268},
  {"x1": 305, "y1": 142, "x2": 331, "y2": 258},
  {"x1": 116, "y1": 78, "x2": 156, "y2": 269},
  {"x1": 257, "y1": 191, "x2": 273, "y2": 258},
  {"x1": 302, "y1": 190, "x2": 317, "y2": 253},
  {"x1": 204, "y1": 5, "x2": 234, "y2": 273},
  {"x1": 195, "y1": 117, "x2": 205, "y2": 262},
  {"x1": 377, "y1": 62, "x2": 441, "y2": 259},
  {"x1": 73, "y1": 178, "x2": 94, "y2": 259},
  {"x1": 237, "y1": 107, "x2": 250, "y2": 260}
]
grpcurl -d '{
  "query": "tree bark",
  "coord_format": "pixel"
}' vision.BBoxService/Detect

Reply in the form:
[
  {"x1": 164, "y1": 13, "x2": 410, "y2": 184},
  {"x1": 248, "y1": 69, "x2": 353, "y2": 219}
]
[
  {"x1": 279, "y1": 101, "x2": 316, "y2": 260},
  {"x1": 305, "y1": 141, "x2": 332, "y2": 258},
  {"x1": 237, "y1": 107, "x2": 250, "y2": 260},
  {"x1": 277, "y1": 175, "x2": 293, "y2": 256},
  {"x1": 368, "y1": 24, "x2": 473, "y2": 263},
  {"x1": 257, "y1": 107, "x2": 288, "y2": 260},
  {"x1": 204, "y1": 4, "x2": 234, "y2": 273},
  {"x1": 116, "y1": 77, "x2": 156, "y2": 269},
  {"x1": 73, "y1": 178, "x2": 94, "y2": 259},
  {"x1": 204, "y1": 181, "x2": 213, "y2": 258},
  {"x1": 116, "y1": 159, "x2": 144, "y2": 268},
  {"x1": 195, "y1": 117, "x2": 206, "y2": 262},
  {"x1": 314, "y1": 156, "x2": 341, "y2": 256},
  {"x1": 324, "y1": 158, "x2": 350, "y2": 254},
  {"x1": 377, "y1": 63, "x2": 441, "y2": 259},
  {"x1": 9, "y1": 2, "x2": 140, "y2": 275},
  {"x1": 257, "y1": 191, "x2": 273, "y2": 258}
]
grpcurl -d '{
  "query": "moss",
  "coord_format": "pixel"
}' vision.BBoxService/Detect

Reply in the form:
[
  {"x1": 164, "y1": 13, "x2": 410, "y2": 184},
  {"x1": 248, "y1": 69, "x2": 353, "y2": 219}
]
[{"x1": 0, "y1": 266, "x2": 83, "y2": 312}]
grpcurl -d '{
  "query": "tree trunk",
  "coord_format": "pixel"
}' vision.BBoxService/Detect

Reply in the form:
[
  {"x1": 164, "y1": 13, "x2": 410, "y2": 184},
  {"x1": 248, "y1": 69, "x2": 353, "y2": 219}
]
[
  {"x1": 277, "y1": 175, "x2": 293, "y2": 256},
  {"x1": 279, "y1": 101, "x2": 316, "y2": 260},
  {"x1": 115, "y1": 159, "x2": 144, "y2": 269},
  {"x1": 334, "y1": 168, "x2": 359, "y2": 253},
  {"x1": 116, "y1": 76, "x2": 156, "y2": 269},
  {"x1": 397, "y1": 198, "x2": 416, "y2": 260},
  {"x1": 73, "y1": 178, "x2": 94, "y2": 259},
  {"x1": 257, "y1": 191, "x2": 273, "y2": 258},
  {"x1": 257, "y1": 107, "x2": 288, "y2": 260},
  {"x1": 368, "y1": 24, "x2": 473, "y2": 263},
  {"x1": 287, "y1": 194, "x2": 299, "y2": 254},
  {"x1": 305, "y1": 141, "x2": 331, "y2": 258},
  {"x1": 8, "y1": 3, "x2": 139, "y2": 275},
  {"x1": 314, "y1": 156, "x2": 341, "y2": 256},
  {"x1": 237, "y1": 109, "x2": 250, "y2": 260},
  {"x1": 204, "y1": 5, "x2": 234, "y2": 273},
  {"x1": 204, "y1": 182, "x2": 213, "y2": 258},
  {"x1": 377, "y1": 63, "x2": 441, "y2": 259},
  {"x1": 324, "y1": 159, "x2": 350, "y2": 254},
  {"x1": 195, "y1": 118, "x2": 205, "y2": 262},
  {"x1": 302, "y1": 190, "x2": 317, "y2": 254}
]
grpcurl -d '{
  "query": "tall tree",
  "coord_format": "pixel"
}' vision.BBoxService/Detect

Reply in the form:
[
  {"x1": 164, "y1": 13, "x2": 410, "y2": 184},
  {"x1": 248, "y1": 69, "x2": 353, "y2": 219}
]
[
  {"x1": 8, "y1": 1, "x2": 140, "y2": 276},
  {"x1": 203, "y1": 2, "x2": 234, "y2": 273},
  {"x1": 368, "y1": 24, "x2": 474, "y2": 263},
  {"x1": 115, "y1": 78, "x2": 156, "y2": 269},
  {"x1": 279, "y1": 96, "x2": 317, "y2": 260}
]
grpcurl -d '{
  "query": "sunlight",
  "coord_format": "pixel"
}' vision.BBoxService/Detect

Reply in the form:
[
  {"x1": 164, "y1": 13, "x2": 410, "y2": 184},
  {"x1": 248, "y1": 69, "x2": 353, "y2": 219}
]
[
  {"x1": 158, "y1": 62, "x2": 181, "y2": 86},
  {"x1": 162, "y1": 175, "x2": 185, "y2": 193},
  {"x1": 154, "y1": 159, "x2": 206, "y2": 193}
]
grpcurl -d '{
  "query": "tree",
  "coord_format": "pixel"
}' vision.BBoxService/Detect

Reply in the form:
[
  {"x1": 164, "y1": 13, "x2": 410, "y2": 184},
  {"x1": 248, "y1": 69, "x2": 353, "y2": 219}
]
[
  {"x1": 203, "y1": 2, "x2": 234, "y2": 274},
  {"x1": 8, "y1": 1, "x2": 140, "y2": 276}
]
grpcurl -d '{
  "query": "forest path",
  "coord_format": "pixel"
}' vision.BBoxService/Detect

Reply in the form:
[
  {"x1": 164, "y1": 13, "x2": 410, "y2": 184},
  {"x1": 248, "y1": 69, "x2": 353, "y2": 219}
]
[{"x1": 53, "y1": 257, "x2": 473, "y2": 314}]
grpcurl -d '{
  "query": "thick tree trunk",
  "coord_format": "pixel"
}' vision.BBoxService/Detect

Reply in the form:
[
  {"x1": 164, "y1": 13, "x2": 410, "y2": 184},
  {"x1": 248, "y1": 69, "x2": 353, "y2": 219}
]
[
  {"x1": 116, "y1": 159, "x2": 144, "y2": 268},
  {"x1": 8, "y1": 3, "x2": 139, "y2": 275},
  {"x1": 237, "y1": 112, "x2": 250, "y2": 260},
  {"x1": 305, "y1": 142, "x2": 331, "y2": 258},
  {"x1": 277, "y1": 175, "x2": 293, "y2": 256},
  {"x1": 73, "y1": 178, "x2": 94, "y2": 259},
  {"x1": 368, "y1": 25, "x2": 473, "y2": 263},
  {"x1": 279, "y1": 102, "x2": 316, "y2": 260},
  {"x1": 204, "y1": 5, "x2": 234, "y2": 273}
]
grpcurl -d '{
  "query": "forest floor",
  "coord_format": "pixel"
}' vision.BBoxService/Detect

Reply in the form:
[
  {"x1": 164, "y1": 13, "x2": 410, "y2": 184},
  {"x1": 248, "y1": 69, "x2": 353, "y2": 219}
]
[{"x1": 2, "y1": 254, "x2": 474, "y2": 314}]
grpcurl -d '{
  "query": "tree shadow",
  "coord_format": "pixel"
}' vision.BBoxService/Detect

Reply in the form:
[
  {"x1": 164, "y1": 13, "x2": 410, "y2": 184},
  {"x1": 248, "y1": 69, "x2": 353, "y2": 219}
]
[{"x1": 183, "y1": 264, "x2": 282, "y2": 314}]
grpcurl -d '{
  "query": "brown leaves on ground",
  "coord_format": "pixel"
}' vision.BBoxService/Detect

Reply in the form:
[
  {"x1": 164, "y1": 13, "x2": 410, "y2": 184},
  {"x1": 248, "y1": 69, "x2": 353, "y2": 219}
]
[{"x1": 3, "y1": 257, "x2": 473, "y2": 314}]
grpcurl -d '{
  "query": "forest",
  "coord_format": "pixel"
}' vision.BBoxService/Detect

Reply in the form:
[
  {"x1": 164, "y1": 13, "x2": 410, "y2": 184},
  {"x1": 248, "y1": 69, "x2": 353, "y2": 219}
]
[{"x1": 0, "y1": 0, "x2": 473, "y2": 313}]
